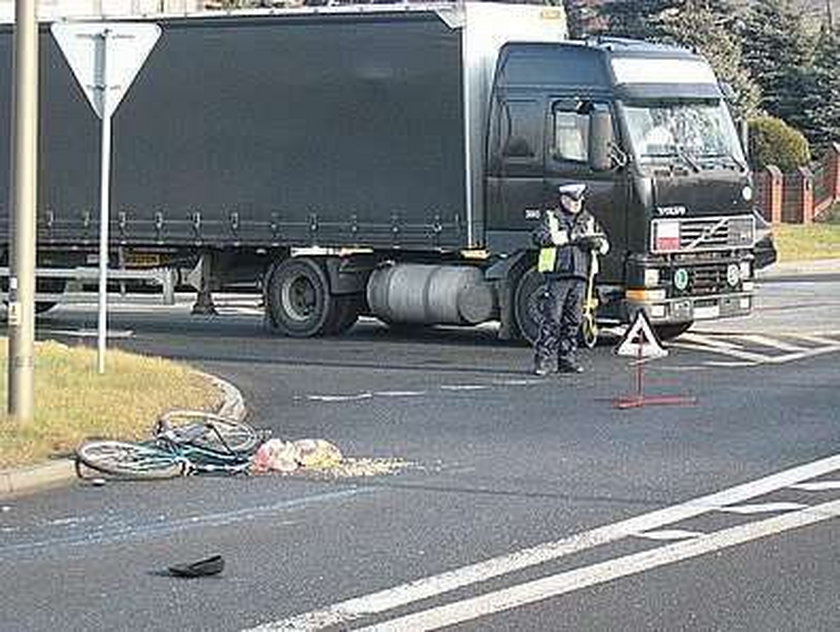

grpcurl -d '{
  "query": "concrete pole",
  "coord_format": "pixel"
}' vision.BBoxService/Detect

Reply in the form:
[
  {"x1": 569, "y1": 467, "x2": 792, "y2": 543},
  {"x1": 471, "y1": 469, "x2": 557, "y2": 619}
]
[
  {"x1": 7, "y1": 0, "x2": 39, "y2": 422},
  {"x1": 95, "y1": 30, "x2": 111, "y2": 375}
]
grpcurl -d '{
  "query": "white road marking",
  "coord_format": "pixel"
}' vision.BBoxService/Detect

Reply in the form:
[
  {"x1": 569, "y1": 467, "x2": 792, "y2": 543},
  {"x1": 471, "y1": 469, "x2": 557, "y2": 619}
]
[
  {"x1": 670, "y1": 342, "x2": 770, "y2": 363},
  {"x1": 304, "y1": 379, "x2": 546, "y2": 405},
  {"x1": 789, "y1": 481, "x2": 840, "y2": 491},
  {"x1": 242, "y1": 453, "x2": 840, "y2": 632},
  {"x1": 373, "y1": 391, "x2": 427, "y2": 398},
  {"x1": 734, "y1": 334, "x2": 808, "y2": 352},
  {"x1": 491, "y1": 379, "x2": 544, "y2": 386},
  {"x1": 673, "y1": 338, "x2": 840, "y2": 366},
  {"x1": 306, "y1": 393, "x2": 373, "y2": 403},
  {"x1": 791, "y1": 334, "x2": 840, "y2": 346},
  {"x1": 679, "y1": 332, "x2": 744, "y2": 350},
  {"x1": 44, "y1": 328, "x2": 134, "y2": 338},
  {"x1": 702, "y1": 360, "x2": 759, "y2": 368},
  {"x1": 358, "y1": 499, "x2": 840, "y2": 632},
  {"x1": 717, "y1": 502, "x2": 808, "y2": 514},
  {"x1": 762, "y1": 345, "x2": 840, "y2": 364}
]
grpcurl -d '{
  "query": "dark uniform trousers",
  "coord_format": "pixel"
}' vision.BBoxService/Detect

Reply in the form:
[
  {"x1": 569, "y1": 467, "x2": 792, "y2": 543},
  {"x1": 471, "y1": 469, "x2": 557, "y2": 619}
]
[{"x1": 534, "y1": 276, "x2": 585, "y2": 366}]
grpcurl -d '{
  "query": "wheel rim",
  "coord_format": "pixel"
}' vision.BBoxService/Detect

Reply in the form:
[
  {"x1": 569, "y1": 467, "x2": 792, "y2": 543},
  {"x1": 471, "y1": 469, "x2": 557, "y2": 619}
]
[{"x1": 281, "y1": 274, "x2": 317, "y2": 322}]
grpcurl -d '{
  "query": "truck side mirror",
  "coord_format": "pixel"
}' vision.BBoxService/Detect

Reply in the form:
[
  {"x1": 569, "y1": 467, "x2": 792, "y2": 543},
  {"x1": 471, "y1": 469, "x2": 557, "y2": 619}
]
[{"x1": 588, "y1": 109, "x2": 613, "y2": 172}]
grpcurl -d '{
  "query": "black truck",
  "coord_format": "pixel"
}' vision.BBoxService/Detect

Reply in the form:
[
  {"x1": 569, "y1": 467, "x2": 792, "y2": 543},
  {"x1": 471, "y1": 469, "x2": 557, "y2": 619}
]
[{"x1": 0, "y1": 3, "x2": 758, "y2": 341}]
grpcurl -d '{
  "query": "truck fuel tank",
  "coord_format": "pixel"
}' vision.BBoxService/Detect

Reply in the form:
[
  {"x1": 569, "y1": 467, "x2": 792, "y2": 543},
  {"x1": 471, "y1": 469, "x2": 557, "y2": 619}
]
[{"x1": 366, "y1": 263, "x2": 497, "y2": 326}]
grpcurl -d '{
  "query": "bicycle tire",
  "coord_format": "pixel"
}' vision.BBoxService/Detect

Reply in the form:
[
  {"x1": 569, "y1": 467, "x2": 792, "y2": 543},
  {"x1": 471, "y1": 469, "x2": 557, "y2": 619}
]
[
  {"x1": 76, "y1": 440, "x2": 185, "y2": 479},
  {"x1": 156, "y1": 410, "x2": 260, "y2": 455}
]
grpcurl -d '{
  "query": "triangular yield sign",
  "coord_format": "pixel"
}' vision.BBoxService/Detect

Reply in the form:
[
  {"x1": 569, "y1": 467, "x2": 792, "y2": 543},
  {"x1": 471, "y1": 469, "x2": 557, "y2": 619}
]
[
  {"x1": 51, "y1": 22, "x2": 161, "y2": 120},
  {"x1": 615, "y1": 310, "x2": 668, "y2": 358}
]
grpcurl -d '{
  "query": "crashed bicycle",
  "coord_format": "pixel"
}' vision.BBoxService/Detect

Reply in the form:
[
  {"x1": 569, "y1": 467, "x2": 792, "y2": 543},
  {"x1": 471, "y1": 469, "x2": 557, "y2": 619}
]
[{"x1": 75, "y1": 410, "x2": 265, "y2": 480}]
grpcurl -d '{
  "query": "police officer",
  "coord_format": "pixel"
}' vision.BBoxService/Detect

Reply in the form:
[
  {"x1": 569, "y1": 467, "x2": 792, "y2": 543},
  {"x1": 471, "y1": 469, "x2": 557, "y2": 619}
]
[{"x1": 532, "y1": 183, "x2": 609, "y2": 376}]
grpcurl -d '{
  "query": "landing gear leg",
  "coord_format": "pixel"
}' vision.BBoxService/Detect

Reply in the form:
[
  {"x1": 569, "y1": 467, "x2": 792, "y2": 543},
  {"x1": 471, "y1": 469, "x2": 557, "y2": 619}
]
[{"x1": 191, "y1": 253, "x2": 217, "y2": 315}]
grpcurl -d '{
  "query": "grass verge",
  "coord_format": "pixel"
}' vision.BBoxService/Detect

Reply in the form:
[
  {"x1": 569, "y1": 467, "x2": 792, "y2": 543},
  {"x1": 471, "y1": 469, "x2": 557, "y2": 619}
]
[
  {"x1": 0, "y1": 339, "x2": 221, "y2": 470},
  {"x1": 772, "y1": 222, "x2": 840, "y2": 262}
]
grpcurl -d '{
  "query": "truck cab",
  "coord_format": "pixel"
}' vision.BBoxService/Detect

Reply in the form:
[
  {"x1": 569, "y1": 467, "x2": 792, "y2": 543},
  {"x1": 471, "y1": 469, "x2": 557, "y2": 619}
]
[{"x1": 486, "y1": 38, "x2": 756, "y2": 340}]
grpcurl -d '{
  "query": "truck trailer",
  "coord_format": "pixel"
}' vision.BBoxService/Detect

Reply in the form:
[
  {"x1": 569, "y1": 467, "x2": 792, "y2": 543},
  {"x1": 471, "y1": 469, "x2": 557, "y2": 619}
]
[{"x1": 0, "y1": 3, "x2": 759, "y2": 341}]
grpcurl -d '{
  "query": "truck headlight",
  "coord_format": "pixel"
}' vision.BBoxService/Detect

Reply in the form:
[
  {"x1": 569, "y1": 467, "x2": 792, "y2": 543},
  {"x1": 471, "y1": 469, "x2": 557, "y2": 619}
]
[
  {"x1": 739, "y1": 260, "x2": 751, "y2": 280},
  {"x1": 644, "y1": 269, "x2": 660, "y2": 287}
]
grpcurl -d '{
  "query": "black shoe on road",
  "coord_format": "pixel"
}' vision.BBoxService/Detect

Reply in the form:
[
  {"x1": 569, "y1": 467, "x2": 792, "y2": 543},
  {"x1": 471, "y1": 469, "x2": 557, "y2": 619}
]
[
  {"x1": 533, "y1": 360, "x2": 554, "y2": 376},
  {"x1": 557, "y1": 360, "x2": 584, "y2": 374}
]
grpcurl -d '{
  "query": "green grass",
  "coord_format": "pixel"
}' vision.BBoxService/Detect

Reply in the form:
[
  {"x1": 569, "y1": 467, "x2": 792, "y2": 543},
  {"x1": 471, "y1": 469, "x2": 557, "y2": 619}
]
[
  {"x1": 772, "y1": 221, "x2": 840, "y2": 262},
  {"x1": 0, "y1": 339, "x2": 220, "y2": 469}
]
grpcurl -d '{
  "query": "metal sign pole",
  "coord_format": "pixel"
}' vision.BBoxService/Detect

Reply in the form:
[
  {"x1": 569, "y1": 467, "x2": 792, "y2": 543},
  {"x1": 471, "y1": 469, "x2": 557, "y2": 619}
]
[
  {"x1": 95, "y1": 30, "x2": 111, "y2": 374},
  {"x1": 51, "y1": 22, "x2": 161, "y2": 374}
]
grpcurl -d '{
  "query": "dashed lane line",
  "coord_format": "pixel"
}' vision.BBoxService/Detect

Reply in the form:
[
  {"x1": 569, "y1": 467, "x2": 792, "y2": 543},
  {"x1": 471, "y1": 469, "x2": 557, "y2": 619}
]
[
  {"x1": 242, "y1": 453, "x2": 840, "y2": 632},
  {"x1": 373, "y1": 391, "x2": 427, "y2": 398}
]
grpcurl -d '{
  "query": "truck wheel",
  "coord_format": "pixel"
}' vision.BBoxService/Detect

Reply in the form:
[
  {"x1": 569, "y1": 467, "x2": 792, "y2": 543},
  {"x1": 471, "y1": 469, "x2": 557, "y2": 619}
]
[
  {"x1": 653, "y1": 322, "x2": 693, "y2": 341},
  {"x1": 513, "y1": 267, "x2": 543, "y2": 344},
  {"x1": 266, "y1": 258, "x2": 335, "y2": 337}
]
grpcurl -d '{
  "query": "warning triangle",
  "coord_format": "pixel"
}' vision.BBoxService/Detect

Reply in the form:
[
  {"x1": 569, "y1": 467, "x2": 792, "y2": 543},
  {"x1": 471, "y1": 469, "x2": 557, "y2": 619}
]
[
  {"x1": 51, "y1": 22, "x2": 161, "y2": 120},
  {"x1": 615, "y1": 310, "x2": 668, "y2": 358}
]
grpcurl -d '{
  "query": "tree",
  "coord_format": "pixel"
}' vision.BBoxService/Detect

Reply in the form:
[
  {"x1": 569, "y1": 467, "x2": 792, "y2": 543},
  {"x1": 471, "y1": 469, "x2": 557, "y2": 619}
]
[
  {"x1": 595, "y1": 0, "x2": 679, "y2": 40},
  {"x1": 596, "y1": 0, "x2": 762, "y2": 119},
  {"x1": 740, "y1": 0, "x2": 815, "y2": 130},
  {"x1": 658, "y1": 0, "x2": 762, "y2": 118},
  {"x1": 803, "y1": 25, "x2": 840, "y2": 155},
  {"x1": 748, "y1": 116, "x2": 811, "y2": 170}
]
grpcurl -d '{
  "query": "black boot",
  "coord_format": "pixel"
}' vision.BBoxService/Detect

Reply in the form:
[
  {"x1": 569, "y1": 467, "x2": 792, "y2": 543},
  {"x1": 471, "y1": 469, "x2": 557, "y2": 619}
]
[
  {"x1": 533, "y1": 358, "x2": 554, "y2": 376},
  {"x1": 557, "y1": 357, "x2": 583, "y2": 374}
]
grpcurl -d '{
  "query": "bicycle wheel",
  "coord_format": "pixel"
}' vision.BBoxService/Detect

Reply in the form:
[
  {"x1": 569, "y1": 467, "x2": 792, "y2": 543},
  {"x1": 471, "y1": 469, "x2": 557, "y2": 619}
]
[
  {"x1": 76, "y1": 440, "x2": 185, "y2": 479},
  {"x1": 156, "y1": 410, "x2": 261, "y2": 455}
]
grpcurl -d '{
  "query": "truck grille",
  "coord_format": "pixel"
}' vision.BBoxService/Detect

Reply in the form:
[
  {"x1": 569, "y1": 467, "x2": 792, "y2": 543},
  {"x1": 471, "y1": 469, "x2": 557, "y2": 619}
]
[
  {"x1": 687, "y1": 263, "x2": 727, "y2": 295},
  {"x1": 651, "y1": 215, "x2": 755, "y2": 254}
]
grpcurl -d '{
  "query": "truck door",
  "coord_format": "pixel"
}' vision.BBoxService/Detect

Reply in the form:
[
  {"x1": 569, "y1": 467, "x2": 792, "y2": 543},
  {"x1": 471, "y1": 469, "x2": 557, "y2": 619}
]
[
  {"x1": 485, "y1": 95, "x2": 545, "y2": 251},
  {"x1": 543, "y1": 98, "x2": 626, "y2": 285}
]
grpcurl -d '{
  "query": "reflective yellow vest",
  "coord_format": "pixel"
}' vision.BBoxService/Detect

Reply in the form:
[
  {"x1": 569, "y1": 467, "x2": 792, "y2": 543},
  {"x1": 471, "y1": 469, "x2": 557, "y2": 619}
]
[{"x1": 537, "y1": 213, "x2": 568, "y2": 273}]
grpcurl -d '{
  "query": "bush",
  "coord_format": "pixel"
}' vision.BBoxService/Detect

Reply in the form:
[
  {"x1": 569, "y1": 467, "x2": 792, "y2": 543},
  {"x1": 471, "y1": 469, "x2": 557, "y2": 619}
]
[{"x1": 748, "y1": 116, "x2": 811, "y2": 171}]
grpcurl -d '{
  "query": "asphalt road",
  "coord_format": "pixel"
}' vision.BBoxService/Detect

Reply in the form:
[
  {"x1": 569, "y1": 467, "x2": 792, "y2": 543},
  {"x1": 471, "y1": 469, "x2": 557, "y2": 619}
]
[{"x1": 2, "y1": 273, "x2": 840, "y2": 631}]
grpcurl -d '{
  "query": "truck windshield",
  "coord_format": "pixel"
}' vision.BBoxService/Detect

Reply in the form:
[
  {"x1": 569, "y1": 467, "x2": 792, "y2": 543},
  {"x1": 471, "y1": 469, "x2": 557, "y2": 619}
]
[{"x1": 623, "y1": 100, "x2": 745, "y2": 172}]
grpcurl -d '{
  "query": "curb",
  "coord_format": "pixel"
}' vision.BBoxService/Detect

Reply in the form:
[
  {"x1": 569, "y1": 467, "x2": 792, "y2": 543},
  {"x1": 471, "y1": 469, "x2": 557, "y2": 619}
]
[{"x1": 0, "y1": 371, "x2": 247, "y2": 498}]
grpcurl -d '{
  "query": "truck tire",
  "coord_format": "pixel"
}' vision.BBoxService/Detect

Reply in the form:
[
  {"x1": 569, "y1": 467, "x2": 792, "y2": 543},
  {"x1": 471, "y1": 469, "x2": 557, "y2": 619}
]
[
  {"x1": 654, "y1": 322, "x2": 692, "y2": 341},
  {"x1": 266, "y1": 257, "x2": 336, "y2": 337},
  {"x1": 513, "y1": 266, "x2": 542, "y2": 344}
]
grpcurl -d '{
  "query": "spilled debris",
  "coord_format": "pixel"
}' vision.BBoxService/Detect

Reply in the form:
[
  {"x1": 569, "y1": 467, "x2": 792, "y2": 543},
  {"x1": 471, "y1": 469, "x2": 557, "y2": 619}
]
[{"x1": 251, "y1": 438, "x2": 410, "y2": 478}]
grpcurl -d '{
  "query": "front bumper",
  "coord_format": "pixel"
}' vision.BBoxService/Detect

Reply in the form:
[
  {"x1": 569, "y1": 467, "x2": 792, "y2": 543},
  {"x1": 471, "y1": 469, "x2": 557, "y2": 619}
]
[{"x1": 623, "y1": 291, "x2": 752, "y2": 324}]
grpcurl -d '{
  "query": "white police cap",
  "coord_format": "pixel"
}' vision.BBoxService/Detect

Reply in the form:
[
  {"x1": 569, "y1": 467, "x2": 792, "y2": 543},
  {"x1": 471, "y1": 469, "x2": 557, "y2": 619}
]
[{"x1": 558, "y1": 183, "x2": 587, "y2": 200}]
